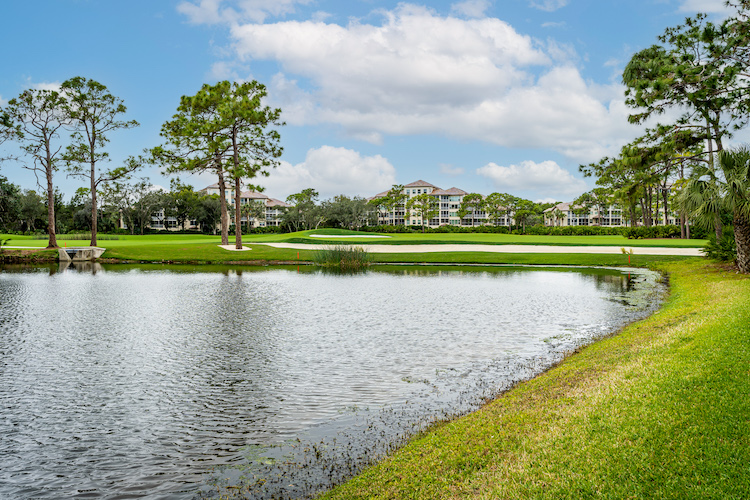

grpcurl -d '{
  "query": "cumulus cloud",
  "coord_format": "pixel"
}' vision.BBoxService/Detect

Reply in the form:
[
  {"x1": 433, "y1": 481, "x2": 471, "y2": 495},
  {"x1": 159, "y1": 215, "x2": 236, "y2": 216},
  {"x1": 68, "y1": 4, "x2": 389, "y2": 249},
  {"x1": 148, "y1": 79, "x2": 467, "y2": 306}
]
[
  {"x1": 528, "y1": 0, "x2": 568, "y2": 12},
  {"x1": 256, "y1": 146, "x2": 396, "y2": 200},
  {"x1": 178, "y1": 0, "x2": 312, "y2": 24},
  {"x1": 224, "y1": 4, "x2": 639, "y2": 162},
  {"x1": 476, "y1": 160, "x2": 588, "y2": 197},
  {"x1": 451, "y1": 0, "x2": 491, "y2": 18}
]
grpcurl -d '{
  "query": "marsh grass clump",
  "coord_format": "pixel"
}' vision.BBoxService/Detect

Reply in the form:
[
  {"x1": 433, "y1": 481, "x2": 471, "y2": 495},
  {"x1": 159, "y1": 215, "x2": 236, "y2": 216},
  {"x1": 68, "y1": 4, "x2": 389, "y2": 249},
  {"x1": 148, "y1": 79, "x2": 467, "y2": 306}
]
[{"x1": 312, "y1": 245, "x2": 373, "y2": 271}]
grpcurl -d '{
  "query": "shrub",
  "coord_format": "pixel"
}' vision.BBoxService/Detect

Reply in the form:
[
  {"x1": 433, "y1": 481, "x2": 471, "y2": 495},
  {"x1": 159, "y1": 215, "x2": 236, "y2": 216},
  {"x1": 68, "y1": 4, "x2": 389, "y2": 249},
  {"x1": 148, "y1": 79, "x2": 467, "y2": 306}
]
[
  {"x1": 524, "y1": 225, "x2": 624, "y2": 236},
  {"x1": 703, "y1": 226, "x2": 736, "y2": 262},
  {"x1": 622, "y1": 225, "x2": 682, "y2": 239}
]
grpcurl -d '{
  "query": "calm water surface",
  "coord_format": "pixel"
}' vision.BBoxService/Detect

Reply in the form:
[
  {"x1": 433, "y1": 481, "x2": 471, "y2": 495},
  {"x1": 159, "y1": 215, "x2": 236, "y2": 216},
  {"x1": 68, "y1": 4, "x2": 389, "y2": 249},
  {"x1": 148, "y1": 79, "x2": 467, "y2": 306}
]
[{"x1": 0, "y1": 263, "x2": 664, "y2": 499}]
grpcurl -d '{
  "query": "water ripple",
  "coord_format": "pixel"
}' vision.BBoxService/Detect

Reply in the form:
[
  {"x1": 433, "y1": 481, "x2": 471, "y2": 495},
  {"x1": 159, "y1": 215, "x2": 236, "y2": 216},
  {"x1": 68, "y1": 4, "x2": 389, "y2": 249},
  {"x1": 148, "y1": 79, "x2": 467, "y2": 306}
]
[{"x1": 0, "y1": 264, "x2": 664, "y2": 499}]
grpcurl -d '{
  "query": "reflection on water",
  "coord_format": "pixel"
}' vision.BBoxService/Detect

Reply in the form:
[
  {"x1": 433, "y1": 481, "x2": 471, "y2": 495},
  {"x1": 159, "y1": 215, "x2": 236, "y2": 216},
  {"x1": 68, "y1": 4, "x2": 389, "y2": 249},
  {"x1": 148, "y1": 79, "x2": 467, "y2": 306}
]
[{"x1": 0, "y1": 264, "x2": 664, "y2": 499}]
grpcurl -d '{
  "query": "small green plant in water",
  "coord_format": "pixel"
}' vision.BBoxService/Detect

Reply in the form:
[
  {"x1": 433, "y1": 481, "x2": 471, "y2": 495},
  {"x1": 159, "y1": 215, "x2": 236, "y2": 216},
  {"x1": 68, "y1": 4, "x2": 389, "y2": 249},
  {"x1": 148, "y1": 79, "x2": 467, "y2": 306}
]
[{"x1": 312, "y1": 245, "x2": 373, "y2": 271}]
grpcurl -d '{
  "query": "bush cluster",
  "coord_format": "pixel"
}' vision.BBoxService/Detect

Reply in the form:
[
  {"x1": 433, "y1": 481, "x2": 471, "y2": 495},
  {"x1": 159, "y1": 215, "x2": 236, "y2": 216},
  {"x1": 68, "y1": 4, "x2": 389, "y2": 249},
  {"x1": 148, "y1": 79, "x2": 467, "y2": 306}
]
[
  {"x1": 523, "y1": 225, "x2": 624, "y2": 236},
  {"x1": 359, "y1": 224, "x2": 511, "y2": 234},
  {"x1": 703, "y1": 226, "x2": 736, "y2": 262},
  {"x1": 622, "y1": 225, "x2": 682, "y2": 239}
]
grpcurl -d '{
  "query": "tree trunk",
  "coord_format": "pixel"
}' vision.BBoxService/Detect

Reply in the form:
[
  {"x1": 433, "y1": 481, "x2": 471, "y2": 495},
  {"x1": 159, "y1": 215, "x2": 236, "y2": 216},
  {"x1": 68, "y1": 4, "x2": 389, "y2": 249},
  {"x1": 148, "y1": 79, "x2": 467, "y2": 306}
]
[
  {"x1": 217, "y1": 160, "x2": 229, "y2": 246},
  {"x1": 706, "y1": 118, "x2": 723, "y2": 241},
  {"x1": 234, "y1": 176, "x2": 242, "y2": 249},
  {"x1": 43, "y1": 136, "x2": 58, "y2": 248},
  {"x1": 638, "y1": 198, "x2": 646, "y2": 227},
  {"x1": 45, "y1": 162, "x2": 57, "y2": 248},
  {"x1": 734, "y1": 212, "x2": 750, "y2": 274},
  {"x1": 680, "y1": 213, "x2": 687, "y2": 239},
  {"x1": 679, "y1": 165, "x2": 686, "y2": 238},
  {"x1": 90, "y1": 159, "x2": 98, "y2": 247},
  {"x1": 232, "y1": 126, "x2": 243, "y2": 250}
]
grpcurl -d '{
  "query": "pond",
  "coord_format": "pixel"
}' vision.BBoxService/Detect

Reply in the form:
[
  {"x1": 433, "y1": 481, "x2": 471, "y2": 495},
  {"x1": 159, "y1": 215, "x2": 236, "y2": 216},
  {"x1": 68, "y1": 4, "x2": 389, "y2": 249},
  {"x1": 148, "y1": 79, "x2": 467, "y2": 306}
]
[{"x1": 0, "y1": 263, "x2": 665, "y2": 499}]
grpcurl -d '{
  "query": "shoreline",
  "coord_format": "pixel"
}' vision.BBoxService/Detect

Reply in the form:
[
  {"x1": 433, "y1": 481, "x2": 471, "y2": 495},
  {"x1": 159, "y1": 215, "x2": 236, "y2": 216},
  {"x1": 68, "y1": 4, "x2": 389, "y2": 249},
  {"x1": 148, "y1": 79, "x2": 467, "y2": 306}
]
[{"x1": 318, "y1": 261, "x2": 750, "y2": 499}]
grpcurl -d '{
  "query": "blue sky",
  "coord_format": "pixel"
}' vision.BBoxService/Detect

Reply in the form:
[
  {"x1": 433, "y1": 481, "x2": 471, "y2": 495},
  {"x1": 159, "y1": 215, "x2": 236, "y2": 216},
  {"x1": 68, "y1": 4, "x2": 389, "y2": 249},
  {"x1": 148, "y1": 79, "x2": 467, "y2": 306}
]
[{"x1": 0, "y1": 0, "x2": 734, "y2": 203}]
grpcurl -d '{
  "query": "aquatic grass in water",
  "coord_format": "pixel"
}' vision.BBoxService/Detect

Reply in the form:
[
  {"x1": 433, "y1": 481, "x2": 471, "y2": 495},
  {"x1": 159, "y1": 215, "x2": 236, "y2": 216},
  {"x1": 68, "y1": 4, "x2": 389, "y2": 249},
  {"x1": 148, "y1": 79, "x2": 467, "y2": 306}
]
[{"x1": 312, "y1": 245, "x2": 373, "y2": 271}]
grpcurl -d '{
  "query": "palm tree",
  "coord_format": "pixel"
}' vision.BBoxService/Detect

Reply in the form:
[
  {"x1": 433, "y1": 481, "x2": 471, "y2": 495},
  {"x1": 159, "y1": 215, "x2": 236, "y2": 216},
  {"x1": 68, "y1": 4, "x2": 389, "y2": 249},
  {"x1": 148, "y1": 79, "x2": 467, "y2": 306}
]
[
  {"x1": 241, "y1": 200, "x2": 266, "y2": 230},
  {"x1": 679, "y1": 147, "x2": 750, "y2": 273},
  {"x1": 553, "y1": 208, "x2": 565, "y2": 227}
]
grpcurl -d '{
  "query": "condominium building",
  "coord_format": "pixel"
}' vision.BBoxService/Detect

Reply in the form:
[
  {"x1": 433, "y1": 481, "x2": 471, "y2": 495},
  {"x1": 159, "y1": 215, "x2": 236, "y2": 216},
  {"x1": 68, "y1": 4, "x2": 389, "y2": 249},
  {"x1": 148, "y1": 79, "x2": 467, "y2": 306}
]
[
  {"x1": 369, "y1": 180, "x2": 502, "y2": 228},
  {"x1": 150, "y1": 183, "x2": 290, "y2": 231},
  {"x1": 199, "y1": 183, "x2": 290, "y2": 228},
  {"x1": 544, "y1": 202, "x2": 677, "y2": 227}
]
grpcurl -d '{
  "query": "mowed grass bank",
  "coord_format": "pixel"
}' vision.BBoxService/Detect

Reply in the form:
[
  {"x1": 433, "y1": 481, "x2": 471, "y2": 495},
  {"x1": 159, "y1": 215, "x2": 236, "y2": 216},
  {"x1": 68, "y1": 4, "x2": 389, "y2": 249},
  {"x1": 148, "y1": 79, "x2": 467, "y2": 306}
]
[
  {"x1": 281, "y1": 229, "x2": 708, "y2": 248},
  {"x1": 1, "y1": 230, "x2": 707, "y2": 249},
  {"x1": 321, "y1": 260, "x2": 750, "y2": 500}
]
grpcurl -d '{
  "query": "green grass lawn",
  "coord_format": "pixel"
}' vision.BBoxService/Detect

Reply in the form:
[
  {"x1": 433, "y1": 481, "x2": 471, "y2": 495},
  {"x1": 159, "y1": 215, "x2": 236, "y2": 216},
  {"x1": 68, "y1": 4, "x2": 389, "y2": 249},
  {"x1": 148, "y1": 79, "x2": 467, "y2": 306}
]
[
  {"x1": 1, "y1": 229, "x2": 707, "y2": 250},
  {"x1": 318, "y1": 260, "x2": 750, "y2": 499},
  {"x1": 281, "y1": 229, "x2": 707, "y2": 247},
  {"x1": 1, "y1": 230, "x2": 705, "y2": 267}
]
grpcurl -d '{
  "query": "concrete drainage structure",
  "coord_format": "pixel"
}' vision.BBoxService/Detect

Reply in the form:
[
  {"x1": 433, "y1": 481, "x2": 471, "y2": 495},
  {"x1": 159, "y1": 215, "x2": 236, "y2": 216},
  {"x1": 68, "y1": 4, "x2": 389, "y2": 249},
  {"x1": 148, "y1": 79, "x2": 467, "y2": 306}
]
[{"x1": 57, "y1": 247, "x2": 106, "y2": 262}]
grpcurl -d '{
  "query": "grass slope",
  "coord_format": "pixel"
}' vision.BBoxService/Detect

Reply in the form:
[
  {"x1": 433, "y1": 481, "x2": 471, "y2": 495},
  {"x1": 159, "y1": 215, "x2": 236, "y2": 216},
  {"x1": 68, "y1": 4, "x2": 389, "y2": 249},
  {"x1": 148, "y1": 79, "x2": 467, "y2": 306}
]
[
  {"x1": 282, "y1": 230, "x2": 707, "y2": 248},
  {"x1": 0, "y1": 231, "x2": 707, "y2": 248},
  {"x1": 321, "y1": 261, "x2": 750, "y2": 499}
]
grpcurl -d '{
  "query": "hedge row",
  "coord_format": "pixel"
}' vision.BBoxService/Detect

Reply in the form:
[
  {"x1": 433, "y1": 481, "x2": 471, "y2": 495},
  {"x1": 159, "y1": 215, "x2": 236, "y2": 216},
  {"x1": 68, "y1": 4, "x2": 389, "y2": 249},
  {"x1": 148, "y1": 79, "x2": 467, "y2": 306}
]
[{"x1": 621, "y1": 225, "x2": 682, "y2": 239}]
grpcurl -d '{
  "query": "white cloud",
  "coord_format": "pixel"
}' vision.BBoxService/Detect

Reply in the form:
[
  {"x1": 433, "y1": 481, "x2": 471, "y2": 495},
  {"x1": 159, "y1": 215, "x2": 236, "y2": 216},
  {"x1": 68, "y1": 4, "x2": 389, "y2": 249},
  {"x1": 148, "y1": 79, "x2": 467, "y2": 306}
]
[
  {"x1": 534, "y1": 197, "x2": 560, "y2": 204},
  {"x1": 451, "y1": 0, "x2": 491, "y2": 18},
  {"x1": 311, "y1": 11, "x2": 332, "y2": 22},
  {"x1": 257, "y1": 146, "x2": 396, "y2": 200},
  {"x1": 440, "y1": 163, "x2": 465, "y2": 176},
  {"x1": 476, "y1": 160, "x2": 588, "y2": 197},
  {"x1": 541, "y1": 21, "x2": 565, "y2": 28},
  {"x1": 528, "y1": 0, "x2": 568, "y2": 12},
  {"x1": 678, "y1": 0, "x2": 733, "y2": 14},
  {"x1": 0, "y1": 94, "x2": 7, "y2": 106},
  {"x1": 224, "y1": 4, "x2": 642, "y2": 162},
  {"x1": 209, "y1": 61, "x2": 241, "y2": 80},
  {"x1": 30, "y1": 81, "x2": 62, "y2": 92},
  {"x1": 178, "y1": 0, "x2": 312, "y2": 24}
]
